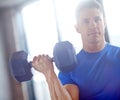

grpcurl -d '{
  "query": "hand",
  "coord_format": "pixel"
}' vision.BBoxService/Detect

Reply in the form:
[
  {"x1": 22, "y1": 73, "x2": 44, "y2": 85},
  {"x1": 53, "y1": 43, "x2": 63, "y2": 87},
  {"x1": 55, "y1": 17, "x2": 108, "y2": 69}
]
[{"x1": 32, "y1": 54, "x2": 54, "y2": 76}]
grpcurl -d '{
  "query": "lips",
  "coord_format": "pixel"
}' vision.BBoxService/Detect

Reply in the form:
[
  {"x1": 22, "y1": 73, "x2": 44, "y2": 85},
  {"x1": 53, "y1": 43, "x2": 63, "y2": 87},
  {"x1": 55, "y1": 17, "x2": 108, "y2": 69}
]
[
  {"x1": 89, "y1": 32, "x2": 98, "y2": 34},
  {"x1": 88, "y1": 30, "x2": 99, "y2": 35}
]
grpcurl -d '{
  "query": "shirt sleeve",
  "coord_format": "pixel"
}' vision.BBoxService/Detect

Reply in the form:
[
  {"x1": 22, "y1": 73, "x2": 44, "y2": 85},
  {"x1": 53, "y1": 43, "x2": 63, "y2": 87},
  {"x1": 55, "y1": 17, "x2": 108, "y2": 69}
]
[{"x1": 58, "y1": 72, "x2": 75, "y2": 85}]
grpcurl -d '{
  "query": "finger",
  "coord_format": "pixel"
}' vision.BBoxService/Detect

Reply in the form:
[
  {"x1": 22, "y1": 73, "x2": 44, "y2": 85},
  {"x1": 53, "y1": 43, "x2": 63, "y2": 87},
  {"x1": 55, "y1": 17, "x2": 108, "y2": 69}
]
[
  {"x1": 41, "y1": 54, "x2": 47, "y2": 61},
  {"x1": 38, "y1": 55, "x2": 41, "y2": 62},
  {"x1": 33, "y1": 56, "x2": 37, "y2": 62},
  {"x1": 32, "y1": 56, "x2": 40, "y2": 66},
  {"x1": 43, "y1": 55, "x2": 52, "y2": 62}
]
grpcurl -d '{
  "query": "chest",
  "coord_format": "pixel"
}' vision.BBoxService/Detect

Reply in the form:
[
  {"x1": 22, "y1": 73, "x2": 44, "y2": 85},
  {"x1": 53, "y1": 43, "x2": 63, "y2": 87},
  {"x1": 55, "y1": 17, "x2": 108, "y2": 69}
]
[{"x1": 72, "y1": 55, "x2": 120, "y2": 98}]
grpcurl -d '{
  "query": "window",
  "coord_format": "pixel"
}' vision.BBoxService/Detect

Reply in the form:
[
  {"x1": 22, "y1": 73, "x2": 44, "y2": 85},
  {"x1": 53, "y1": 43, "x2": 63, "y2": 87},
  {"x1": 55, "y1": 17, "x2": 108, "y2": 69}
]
[
  {"x1": 22, "y1": 0, "x2": 83, "y2": 99},
  {"x1": 103, "y1": 1, "x2": 120, "y2": 46}
]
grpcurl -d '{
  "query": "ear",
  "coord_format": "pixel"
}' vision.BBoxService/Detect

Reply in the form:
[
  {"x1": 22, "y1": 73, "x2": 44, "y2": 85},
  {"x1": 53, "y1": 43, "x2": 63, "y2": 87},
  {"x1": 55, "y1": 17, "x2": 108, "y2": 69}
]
[{"x1": 74, "y1": 24, "x2": 81, "y2": 33}]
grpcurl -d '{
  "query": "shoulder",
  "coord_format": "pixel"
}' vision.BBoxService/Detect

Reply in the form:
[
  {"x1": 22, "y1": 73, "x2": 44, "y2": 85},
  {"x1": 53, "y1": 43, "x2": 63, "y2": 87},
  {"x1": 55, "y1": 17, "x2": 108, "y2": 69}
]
[
  {"x1": 105, "y1": 43, "x2": 120, "y2": 58},
  {"x1": 106, "y1": 43, "x2": 120, "y2": 51}
]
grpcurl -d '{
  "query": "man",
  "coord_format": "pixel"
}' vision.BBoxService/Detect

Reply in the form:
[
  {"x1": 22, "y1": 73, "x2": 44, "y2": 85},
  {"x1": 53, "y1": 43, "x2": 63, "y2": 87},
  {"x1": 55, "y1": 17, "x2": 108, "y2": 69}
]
[{"x1": 32, "y1": 0, "x2": 120, "y2": 100}]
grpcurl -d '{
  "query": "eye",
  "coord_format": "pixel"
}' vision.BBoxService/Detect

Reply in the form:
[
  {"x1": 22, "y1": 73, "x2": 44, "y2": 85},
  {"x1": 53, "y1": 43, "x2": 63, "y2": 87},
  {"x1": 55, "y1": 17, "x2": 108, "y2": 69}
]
[
  {"x1": 83, "y1": 19, "x2": 89, "y2": 24},
  {"x1": 94, "y1": 17, "x2": 101, "y2": 23}
]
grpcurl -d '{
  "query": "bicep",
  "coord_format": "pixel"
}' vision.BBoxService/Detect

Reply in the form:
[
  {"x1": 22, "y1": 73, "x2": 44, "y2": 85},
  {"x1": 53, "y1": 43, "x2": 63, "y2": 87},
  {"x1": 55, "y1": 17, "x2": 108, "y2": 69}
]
[{"x1": 64, "y1": 84, "x2": 79, "y2": 100}]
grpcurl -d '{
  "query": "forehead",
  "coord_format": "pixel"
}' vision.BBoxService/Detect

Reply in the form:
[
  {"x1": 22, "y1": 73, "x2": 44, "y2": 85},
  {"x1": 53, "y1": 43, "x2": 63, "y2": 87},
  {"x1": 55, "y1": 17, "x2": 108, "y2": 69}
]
[{"x1": 78, "y1": 8, "x2": 103, "y2": 19}]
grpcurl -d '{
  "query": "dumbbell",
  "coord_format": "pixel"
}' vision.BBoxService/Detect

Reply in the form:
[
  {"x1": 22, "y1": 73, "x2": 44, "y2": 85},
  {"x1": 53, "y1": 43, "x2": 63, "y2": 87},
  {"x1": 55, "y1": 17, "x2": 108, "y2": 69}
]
[{"x1": 9, "y1": 41, "x2": 77, "y2": 82}]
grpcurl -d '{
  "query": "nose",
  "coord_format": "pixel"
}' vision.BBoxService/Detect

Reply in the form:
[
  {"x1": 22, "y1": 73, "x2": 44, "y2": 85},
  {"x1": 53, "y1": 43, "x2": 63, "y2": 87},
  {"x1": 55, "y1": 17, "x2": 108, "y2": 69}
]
[{"x1": 89, "y1": 20, "x2": 97, "y2": 28}]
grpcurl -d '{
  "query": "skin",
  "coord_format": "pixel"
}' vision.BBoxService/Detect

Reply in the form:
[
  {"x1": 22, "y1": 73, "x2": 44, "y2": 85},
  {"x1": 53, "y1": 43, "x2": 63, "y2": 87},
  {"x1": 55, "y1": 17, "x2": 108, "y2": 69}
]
[
  {"x1": 32, "y1": 55, "x2": 79, "y2": 100},
  {"x1": 75, "y1": 8, "x2": 106, "y2": 52},
  {"x1": 32, "y1": 8, "x2": 106, "y2": 100}
]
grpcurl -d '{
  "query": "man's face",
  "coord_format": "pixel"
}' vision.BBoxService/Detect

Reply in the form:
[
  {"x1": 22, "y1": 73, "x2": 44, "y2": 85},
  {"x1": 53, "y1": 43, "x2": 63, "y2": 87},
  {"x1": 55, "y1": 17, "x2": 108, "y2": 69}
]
[{"x1": 75, "y1": 8, "x2": 105, "y2": 44}]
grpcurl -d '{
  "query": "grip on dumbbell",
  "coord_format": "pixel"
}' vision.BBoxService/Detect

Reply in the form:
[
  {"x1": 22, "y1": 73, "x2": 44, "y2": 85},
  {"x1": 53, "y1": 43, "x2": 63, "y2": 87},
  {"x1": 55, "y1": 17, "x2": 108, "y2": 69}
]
[{"x1": 9, "y1": 41, "x2": 77, "y2": 82}]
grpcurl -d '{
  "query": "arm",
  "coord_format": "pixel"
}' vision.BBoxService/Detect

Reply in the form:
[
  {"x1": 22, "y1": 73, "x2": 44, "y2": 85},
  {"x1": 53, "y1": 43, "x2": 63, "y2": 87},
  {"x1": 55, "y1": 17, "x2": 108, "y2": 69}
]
[
  {"x1": 64, "y1": 84, "x2": 79, "y2": 100},
  {"x1": 32, "y1": 55, "x2": 79, "y2": 100},
  {"x1": 46, "y1": 71, "x2": 79, "y2": 100}
]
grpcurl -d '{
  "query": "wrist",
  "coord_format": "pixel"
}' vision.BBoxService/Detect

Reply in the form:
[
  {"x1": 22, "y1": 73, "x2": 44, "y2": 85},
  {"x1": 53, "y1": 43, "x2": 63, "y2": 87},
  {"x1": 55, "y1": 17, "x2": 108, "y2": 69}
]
[{"x1": 45, "y1": 71, "x2": 57, "y2": 82}]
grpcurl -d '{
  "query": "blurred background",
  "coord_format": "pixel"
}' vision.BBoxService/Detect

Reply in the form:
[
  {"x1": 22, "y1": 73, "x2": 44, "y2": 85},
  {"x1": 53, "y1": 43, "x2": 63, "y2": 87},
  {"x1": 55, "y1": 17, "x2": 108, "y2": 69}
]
[{"x1": 0, "y1": 0, "x2": 120, "y2": 100}]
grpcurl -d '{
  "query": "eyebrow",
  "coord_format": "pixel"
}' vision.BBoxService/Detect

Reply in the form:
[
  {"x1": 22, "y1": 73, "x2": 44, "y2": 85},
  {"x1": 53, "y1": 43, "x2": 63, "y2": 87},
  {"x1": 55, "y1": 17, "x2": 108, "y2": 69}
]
[
  {"x1": 82, "y1": 16, "x2": 102, "y2": 21},
  {"x1": 94, "y1": 16, "x2": 101, "y2": 19}
]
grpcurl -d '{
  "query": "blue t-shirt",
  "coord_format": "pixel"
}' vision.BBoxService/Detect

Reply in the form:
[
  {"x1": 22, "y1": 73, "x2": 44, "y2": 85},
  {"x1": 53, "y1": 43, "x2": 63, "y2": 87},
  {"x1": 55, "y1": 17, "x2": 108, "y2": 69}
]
[{"x1": 58, "y1": 43, "x2": 120, "y2": 100}]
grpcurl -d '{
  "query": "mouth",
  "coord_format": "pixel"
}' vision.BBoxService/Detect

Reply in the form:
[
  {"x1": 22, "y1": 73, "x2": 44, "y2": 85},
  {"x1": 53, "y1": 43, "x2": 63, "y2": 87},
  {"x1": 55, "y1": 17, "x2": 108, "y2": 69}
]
[{"x1": 88, "y1": 31, "x2": 99, "y2": 35}]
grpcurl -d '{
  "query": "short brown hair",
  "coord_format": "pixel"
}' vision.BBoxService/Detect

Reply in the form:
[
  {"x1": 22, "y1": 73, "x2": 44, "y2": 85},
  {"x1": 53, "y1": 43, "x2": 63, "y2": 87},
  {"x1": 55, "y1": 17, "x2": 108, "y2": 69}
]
[{"x1": 75, "y1": 0, "x2": 103, "y2": 20}]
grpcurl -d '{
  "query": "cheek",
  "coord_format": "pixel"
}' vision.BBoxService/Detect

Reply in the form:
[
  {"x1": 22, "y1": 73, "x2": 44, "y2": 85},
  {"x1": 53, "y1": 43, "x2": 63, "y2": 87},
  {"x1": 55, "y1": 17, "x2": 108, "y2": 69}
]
[
  {"x1": 76, "y1": 23, "x2": 89, "y2": 34},
  {"x1": 80, "y1": 30, "x2": 88, "y2": 38},
  {"x1": 82, "y1": 27, "x2": 89, "y2": 35},
  {"x1": 97, "y1": 23, "x2": 105, "y2": 33},
  {"x1": 100, "y1": 26, "x2": 105, "y2": 33}
]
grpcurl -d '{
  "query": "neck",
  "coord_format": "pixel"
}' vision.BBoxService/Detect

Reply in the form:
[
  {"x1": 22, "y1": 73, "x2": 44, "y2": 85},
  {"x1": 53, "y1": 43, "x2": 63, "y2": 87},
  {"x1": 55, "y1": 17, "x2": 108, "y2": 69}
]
[{"x1": 83, "y1": 41, "x2": 106, "y2": 53}]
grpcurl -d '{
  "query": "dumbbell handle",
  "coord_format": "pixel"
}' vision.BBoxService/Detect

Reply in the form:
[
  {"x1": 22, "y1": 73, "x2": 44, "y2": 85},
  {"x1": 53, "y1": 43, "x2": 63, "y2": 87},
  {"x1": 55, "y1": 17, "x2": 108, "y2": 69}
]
[{"x1": 10, "y1": 51, "x2": 54, "y2": 82}]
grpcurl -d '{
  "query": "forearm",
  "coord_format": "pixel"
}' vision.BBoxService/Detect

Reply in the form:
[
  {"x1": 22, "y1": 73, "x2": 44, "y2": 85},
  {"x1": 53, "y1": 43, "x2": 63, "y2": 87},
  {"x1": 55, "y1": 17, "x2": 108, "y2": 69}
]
[
  {"x1": 32, "y1": 55, "x2": 74, "y2": 100},
  {"x1": 45, "y1": 72, "x2": 72, "y2": 100}
]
